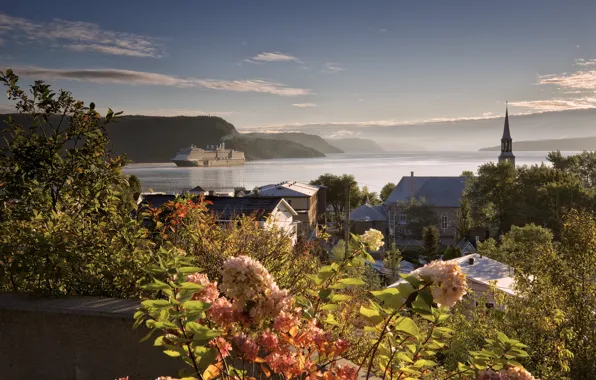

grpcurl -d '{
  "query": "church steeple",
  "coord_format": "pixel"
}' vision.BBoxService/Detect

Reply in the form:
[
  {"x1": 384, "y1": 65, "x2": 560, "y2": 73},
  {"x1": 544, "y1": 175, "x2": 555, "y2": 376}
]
[{"x1": 498, "y1": 102, "x2": 515, "y2": 165}]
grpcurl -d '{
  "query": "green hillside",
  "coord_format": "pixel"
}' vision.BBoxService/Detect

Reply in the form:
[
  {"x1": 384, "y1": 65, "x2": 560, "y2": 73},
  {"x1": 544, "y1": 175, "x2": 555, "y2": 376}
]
[{"x1": 243, "y1": 132, "x2": 343, "y2": 154}]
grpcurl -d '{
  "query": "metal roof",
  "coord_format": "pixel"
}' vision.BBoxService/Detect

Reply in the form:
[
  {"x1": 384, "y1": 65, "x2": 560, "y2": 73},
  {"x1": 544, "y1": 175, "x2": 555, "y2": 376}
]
[
  {"x1": 203, "y1": 196, "x2": 296, "y2": 220},
  {"x1": 385, "y1": 176, "x2": 467, "y2": 207},
  {"x1": 389, "y1": 253, "x2": 516, "y2": 296},
  {"x1": 257, "y1": 181, "x2": 318, "y2": 197},
  {"x1": 502, "y1": 107, "x2": 512, "y2": 141},
  {"x1": 349, "y1": 204, "x2": 387, "y2": 222}
]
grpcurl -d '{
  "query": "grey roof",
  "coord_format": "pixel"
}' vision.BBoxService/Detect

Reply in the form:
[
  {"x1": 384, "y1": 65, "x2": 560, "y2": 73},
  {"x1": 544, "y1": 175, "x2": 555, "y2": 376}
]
[
  {"x1": 257, "y1": 182, "x2": 318, "y2": 197},
  {"x1": 501, "y1": 107, "x2": 512, "y2": 141},
  {"x1": 350, "y1": 204, "x2": 387, "y2": 222},
  {"x1": 385, "y1": 176, "x2": 467, "y2": 207},
  {"x1": 457, "y1": 238, "x2": 476, "y2": 254},
  {"x1": 138, "y1": 193, "x2": 177, "y2": 211},
  {"x1": 202, "y1": 196, "x2": 295, "y2": 221}
]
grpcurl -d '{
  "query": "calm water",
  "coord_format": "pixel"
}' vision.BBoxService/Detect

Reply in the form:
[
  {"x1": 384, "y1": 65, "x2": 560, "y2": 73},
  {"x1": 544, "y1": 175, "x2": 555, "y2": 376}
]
[{"x1": 123, "y1": 151, "x2": 569, "y2": 193}]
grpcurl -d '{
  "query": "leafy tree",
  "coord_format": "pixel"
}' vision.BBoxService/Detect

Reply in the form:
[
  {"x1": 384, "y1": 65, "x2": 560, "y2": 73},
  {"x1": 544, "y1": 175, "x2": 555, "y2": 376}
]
[
  {"x1": 548, "y1": 150, "x2": 596, "y2": 188},
  {"x1": 399, "y1": 199, "x2": 439, "y2": 239},
  {"x1": 310, "y1": 173, "x2": 362, "y2": 223},
  {"x1": 382, "y1": 242, "x2": 402, "y2": 283},
  {"x1": 360, "y1": 185, "x2": 381, "y2": 205},
  {"x1": 422, "y1": 225, "x2": 440, "y2": 261},
  {"x1": 456, "y1": 194, "x2": 472, "y2": 241},
  {"x1": 442, "y1": 246, "x2": 462, "y2": 260},
  {"x1": 380, "y1": 182, "x2": 396, "y2": 201},
  {"x1": 0, "y1": 70, "x2": 149, "y2": 297}
]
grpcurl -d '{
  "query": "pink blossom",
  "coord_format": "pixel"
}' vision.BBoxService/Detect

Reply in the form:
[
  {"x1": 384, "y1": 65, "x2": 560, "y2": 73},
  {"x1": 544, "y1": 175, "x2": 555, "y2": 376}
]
[
  {"x1": 265, "y1": 352, "x2": 302, "y2": 378},
  {"x1": 258, "y1": 329, "x2": 279, "y2": 352},
  {"x1": 220, "y1": 255, "x2": 275, "y2": 306},
  {"x1": 233, "y1": 333, "x2": 259, "y2": 361},
  {"x1": 187, "y1": 273, "x2": 220, "y2": 303},
  {"x1": 207, "y1": 297, "x2": 238, "y2": 328},
  {"x1": 476, "y1": 367, "x2": 538, "y2": 380},
  {"x1": 209, "y1": 337, "x2": 232, "y2": 360},
  {"x1": 274, "y1": 310, "x2": 301, "y2": 333},
  {"x1": 333, "y1": 338, "x2": 350, "y2": 355}
]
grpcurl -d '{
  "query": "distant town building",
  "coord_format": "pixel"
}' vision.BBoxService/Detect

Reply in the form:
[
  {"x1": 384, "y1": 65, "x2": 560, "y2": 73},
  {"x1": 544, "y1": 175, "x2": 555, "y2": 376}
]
[
  {"x1": 498, "y1": 104, "x2": 515, "y2": 166},
  {"x1": 253, "y1": 181, "x2": 326, "y2": 237},
  {"x1": 384, "y1": 173, "x2": 468, "y2": 246},
  {"x1": 172, "y1": 143, "x2": 245, "y2": 167},
  {"x1": 204, "y1": 196, "x2": 299, "y2": 245}
]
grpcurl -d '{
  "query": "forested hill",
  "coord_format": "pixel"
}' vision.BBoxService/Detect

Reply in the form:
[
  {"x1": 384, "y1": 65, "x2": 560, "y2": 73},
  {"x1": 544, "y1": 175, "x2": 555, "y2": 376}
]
[
  {"x1": 480, "y1": 136, "x2": 596, "y2": 152},
  {"x1": 0, "y1": 114, "x2": 327, "y2": 162},
  {"x1": 242, "y1": 132, "x2": 343, "y2": 154},
  {"x1": 326, "y1": 138, "x2": 385, "y2": 152}
]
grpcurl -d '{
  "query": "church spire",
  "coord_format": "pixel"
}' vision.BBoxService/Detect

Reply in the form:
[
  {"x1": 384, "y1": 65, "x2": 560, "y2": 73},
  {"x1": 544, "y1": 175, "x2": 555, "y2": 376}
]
[{"x1": 498, "y1": 102, "x2": 515, "y2": 165}]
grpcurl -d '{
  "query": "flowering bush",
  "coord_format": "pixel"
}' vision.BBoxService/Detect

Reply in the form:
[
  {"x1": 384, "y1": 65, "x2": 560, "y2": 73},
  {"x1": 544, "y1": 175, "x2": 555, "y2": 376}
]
[{"x1": 134, "y1": 231, "x2": 537, "y2": 380}]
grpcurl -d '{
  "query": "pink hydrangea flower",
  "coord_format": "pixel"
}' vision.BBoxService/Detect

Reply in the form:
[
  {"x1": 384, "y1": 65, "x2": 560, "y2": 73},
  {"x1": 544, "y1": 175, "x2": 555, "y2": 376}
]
[
  {"x1": 207, "y1": 297, "x2": 238, "y2": 328},
  {"x1": 334, "y1": 365, "x2": 359, "y2": 380},
  {"x1": 265, "y1": 352, "x2": 302, "y2": 378},
  {"x1": 209, "y1": 336, "x2": 232, "y2": 360},
  {"x1": 187, "y1": 273, "x2": 220, "y2": 303},
  {"x1": 476, "y1": 367, "x2": 538, "y2": 380},
  {"x1": 233, "y1": 333, "x2": 259, "y2": 361},
  {"x1": 258, "y1": 329, "x2": 280, "y2": 352},
  {"x1": 417, "y1": 260, "x2": 467, "y2": 307},
  {"x1": 274, "y1": 310, "x2": 301, "y2": 333}
]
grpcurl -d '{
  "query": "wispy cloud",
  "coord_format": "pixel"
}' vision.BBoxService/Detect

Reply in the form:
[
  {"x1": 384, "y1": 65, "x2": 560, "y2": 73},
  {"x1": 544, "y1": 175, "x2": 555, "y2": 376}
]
[
  {"x1": 6, "y1": 66, "x2": 312, "y2": 96},
  {"x1": 124, "y1": 108, "x2": 234, "y2": 117},
  {"x1": 322, "y1": 62, "x2": 344, "y2": 73},
  {"x1": 575, "y1": 58, "x2": 596, "y2": 67},
  {"x1": 245, "y1": 52, "x2": 301, "y2": 64},
  {"x1": 509, "y1": 98, "x2": 596, "y2": 112},
  {"x1": 0, "y1": 13, "x2": 163, "y2": 58},
  {"x1": 292, "y1": 103, "x2": 316, "y2": 108},
  {"x1": 538, "y1": 70, "x2": 596, "y2": 91}
]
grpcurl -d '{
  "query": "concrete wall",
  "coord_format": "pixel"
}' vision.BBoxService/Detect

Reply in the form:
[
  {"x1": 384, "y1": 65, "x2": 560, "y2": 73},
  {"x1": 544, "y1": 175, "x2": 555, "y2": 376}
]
[{"x1": 0, "y1": 293, "x2": 181, "y2": 380}]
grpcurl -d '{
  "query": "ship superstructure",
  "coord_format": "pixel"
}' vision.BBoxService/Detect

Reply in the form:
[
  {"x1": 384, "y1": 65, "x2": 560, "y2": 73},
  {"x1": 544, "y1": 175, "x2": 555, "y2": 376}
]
[{"x1": 172, "y1": 143, "x2": 245, "y2": 167}]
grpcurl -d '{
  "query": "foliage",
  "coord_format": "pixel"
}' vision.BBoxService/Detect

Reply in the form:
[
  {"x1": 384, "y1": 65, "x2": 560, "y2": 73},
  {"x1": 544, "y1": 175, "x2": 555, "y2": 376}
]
[
  {"x1": 398, "y1": 199, "x2": 439, "y2": 239},
  {"x1": 310, "y1": 173, "x2": 362, "y2": 224},
  {"x1": 457, "y1": 193, "x2": 472, "y2": 241},
  {"x1": 381, "y1": 182, "x2": 396, "y2": 201},
  {"x1": 0, "y1": 70, "x2": 150, "y2": 297},
  {"x1": 548, "y1": 150, "x2": 596, "y2": 188},
  {"x1": 422, "y1": 225, "x2": 441, "y2": 262},
  {"x1": 442, "y1": 246, "x2": 462, "y2": 260},
  {"x1": 361, "y1": 185, "x2": 381, "y2": 205},
  {"x1": 383, "y1": 243, "x2": 402, "y2": 284},
  {"x1": 137, "y1": 230, "x2": 535, "y2": 379}
]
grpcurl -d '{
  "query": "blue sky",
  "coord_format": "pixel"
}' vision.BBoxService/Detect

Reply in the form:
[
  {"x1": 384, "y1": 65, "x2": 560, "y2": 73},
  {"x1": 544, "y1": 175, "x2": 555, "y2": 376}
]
[{"x1": 2, "y1": 0, "x2": 596, "y2": 131}]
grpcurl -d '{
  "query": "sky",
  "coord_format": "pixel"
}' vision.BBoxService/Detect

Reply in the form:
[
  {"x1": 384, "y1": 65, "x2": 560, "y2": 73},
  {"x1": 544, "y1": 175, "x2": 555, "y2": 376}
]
[{"x1": 2, "y1": 0, "x2": 596, "y2": 132}]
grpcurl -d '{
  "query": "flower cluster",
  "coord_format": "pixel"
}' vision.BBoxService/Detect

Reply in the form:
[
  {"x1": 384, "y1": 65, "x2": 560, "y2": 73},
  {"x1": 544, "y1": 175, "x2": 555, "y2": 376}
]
[
  {"x1": 220, "y1": 255, "x2": 293, "y2": 325},
  {"x1": 361, "y1": 228, "x2": 384, "y2": 251},
  {"x1": 477, "y1": 366, "x2": 538, "y2": 380},
  {"x1": 186, "y1": 273, "x2": 219, "y2": 303},
  {"x1": 416, "y1": 260, "x2": 467, "y2": 307}
]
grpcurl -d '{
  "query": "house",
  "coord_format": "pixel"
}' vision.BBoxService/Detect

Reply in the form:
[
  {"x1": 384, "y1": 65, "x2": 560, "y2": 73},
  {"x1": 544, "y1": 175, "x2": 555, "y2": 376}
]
[
  {"x1": 384, "y1": 172, "x2": 467, "y2": 246},
  {"x1": 457, "y1": 238, "x2": 477, "y2": 255},
  {"x1": 253, "y1": 181, "x2": 326, "y2": 236},
  {"x1": 349, "y1": 202, "x2": 387, "y2": 236},
  {"x1": 388, "y1": 253, "x2": 516, "y2": 307},
  {"x1": 204, "y1": 196, "x2": 300, "y2": 245},
  {"x1": 136, "y1": 192, "x2": 177, "y2": 211}
]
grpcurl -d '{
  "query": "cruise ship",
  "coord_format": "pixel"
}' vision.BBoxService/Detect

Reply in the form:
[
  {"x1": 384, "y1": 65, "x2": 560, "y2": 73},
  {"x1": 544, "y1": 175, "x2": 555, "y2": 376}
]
[{"x1": 172, "y1": 143, "x2": 245, "y2": 167}]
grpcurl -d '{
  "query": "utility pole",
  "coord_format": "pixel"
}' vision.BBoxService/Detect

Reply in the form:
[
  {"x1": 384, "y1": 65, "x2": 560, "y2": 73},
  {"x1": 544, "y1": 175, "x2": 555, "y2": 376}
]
[{"x1": 344, "y1": 185, "x2": 350, "y2": 258}]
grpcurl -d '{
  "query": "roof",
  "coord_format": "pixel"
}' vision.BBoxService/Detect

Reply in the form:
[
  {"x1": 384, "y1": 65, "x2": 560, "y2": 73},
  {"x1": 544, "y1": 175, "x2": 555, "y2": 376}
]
[
  {"x1": 203, "y1": 196, "x2": 297, "y2": 220},
  {"x1": 502, "y1": 107, "x2": 512, "y2": 141},
  {"x1": 137, "y1": 193, "x2": 177, "y2": 211},
  {"x1": 190, "y1": 185, "x2": 205, "y2": 192},
  {"x1": 257, "y1": 181, "x2": 319, "y2": 197},
  {"x1": 457, "y1": 238, "x2": 476, "y2": 254},
  {"x1": 350, "y1": 204, "x2": 387, "y2": 222},
  {"x1": 370, "y1": 260, "x2": 415, "y2": 276},
  {"x1": 388, "y1": 254, "x2": 516, "y2": 296},
  {"x1": 385, "y1": 176, "x2": 467, "y2": 207}
]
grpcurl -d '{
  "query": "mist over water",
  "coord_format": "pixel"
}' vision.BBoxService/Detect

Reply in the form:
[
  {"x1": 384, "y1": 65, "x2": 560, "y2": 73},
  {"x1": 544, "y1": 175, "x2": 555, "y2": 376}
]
[{"x1": 124, "y1": 151, "x2": 573, "y2": 193}]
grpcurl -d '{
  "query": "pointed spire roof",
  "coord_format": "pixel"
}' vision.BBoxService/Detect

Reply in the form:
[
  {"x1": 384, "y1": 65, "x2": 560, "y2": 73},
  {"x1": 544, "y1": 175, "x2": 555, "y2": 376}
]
[{"x1": 501, "y1": 103, "x2": 512, "y2": 141}]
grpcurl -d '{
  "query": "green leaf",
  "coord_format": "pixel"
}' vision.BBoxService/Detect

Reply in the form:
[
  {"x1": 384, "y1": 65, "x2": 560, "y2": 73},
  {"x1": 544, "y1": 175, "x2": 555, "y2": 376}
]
[
  {"x1": 178, "y1": 266, "x2": 202, "y2": 275},
  {"x1": 338, "y1": 277, "x2": 366, "y2": 286},
  {"x1": 360, "y1": 306, "x2": 383, "y2": 325},
  {"x1": 330, "y1": 294, "x2": 352, "y2": 303},
  {"x1": 413, "y1": 359, "x2": 437, "y2": 369},
  {"x1": 163, "y1": 349, "x2": 181, "y2": 357},
  {"x1": 394, "y1": 317, "x2": 419, "y2": 338},
  {"x1": 186, "y1": 322, "x2": 221, "y2": 341},
  {"x1": 412, "y1": 287, "x2": 433, "y2": 312},
  {"x1": 142, "y1": 280, "x2": 171, "y2": 291},
  {"x1": 371, "y1": 288, "x2": 404, "y2": 310},
  {"x1": 318, "y1": 288, "x2": 332, "y2": 301},
  {"x1": 183, "y1": 300, "x2": 211, "y2": 312},
  {"x1": 180, "y1": 282, "x2": 204, "y2": 290},
  {"x1": 196, "y1": 347, "x2": 218, "y2": 369},
  {"x1": 324, "y1": 313, "x2": 339, "y2": 326},
  {"x1": 141, "y1": 299, "x2": 170, "y2": 309},
  {"x1": 321, "y1": 304, "x2": 340, "y2": 311},
  {"x1": 397, "y1": 352, "x2": 414, "y2": 364},
  {"x1": 401, "y1": 274, "x2": 421, "y2": 288},
  {"x1": 154, "y1": 335, "x2": 165, "y2": 346}
]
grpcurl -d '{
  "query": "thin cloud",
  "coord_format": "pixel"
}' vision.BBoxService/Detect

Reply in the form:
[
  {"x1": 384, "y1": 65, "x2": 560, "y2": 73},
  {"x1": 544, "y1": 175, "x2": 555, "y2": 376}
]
[
  {"x1": 292, "y1": 103, "x2": 316, "y2": 108},
  {"x1": 509, "y1": 98, "x2": 596, "y2": 112},
  {"x1": 0, "y1": 13, "x2": 163, "y2": 58},
  {"x1": 322, "y1": 62, "x2": 344, "y2": 73},
  {"x1": 538, "y1": 70, "x2": 596, "y2": 91},
  {"x1": 5, "y1": 66, "x2": 312, "y2": 96},
  {"x1": 124, "y1": 108, "x2": 234, "y2": 117},
  {"x1": 246, "y1": 52, "x2": 301, "y2": 63},
  {"x1": 575, "y1": 58, "x2": 596, "y2": 67}
]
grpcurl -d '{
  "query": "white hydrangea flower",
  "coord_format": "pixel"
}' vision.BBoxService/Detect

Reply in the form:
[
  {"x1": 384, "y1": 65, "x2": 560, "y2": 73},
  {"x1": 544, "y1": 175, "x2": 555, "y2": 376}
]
[
  {"x1": 361, "y1": 228, "x2": 384, "y2": 251},
  {"x1": 417, "y1": 260, "x2": 467, "y2": 307}
]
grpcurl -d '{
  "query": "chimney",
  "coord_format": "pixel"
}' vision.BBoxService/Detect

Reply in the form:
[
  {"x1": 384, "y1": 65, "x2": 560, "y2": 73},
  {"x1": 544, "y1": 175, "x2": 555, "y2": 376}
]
[
  {"x1": 410, "y1": 171, "x2": 414, "y2": 201},
  {"x1": 468, "y1": 257, "x2": 475, "y2": 265}
]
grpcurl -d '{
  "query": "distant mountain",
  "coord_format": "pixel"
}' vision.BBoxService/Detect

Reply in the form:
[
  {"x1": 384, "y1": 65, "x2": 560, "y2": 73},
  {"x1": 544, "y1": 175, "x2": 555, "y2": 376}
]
[
  {"x1": 243, "y1": 132, "x2": 343, "y2": 154},
  {"x1": 480, "y1": 136, "x2": 596, "y2": 152},
  {"x1": 0, "y1": 114, "x2": 327, "y2": 162},
  {"x1": 326, "y1": 138, "x2": 385, "y2": 152}
]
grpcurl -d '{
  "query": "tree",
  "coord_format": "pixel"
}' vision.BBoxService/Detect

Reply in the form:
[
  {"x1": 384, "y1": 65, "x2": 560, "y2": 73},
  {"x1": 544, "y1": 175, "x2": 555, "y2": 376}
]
[
  {"x1": 457, "y1": 193, "x2": 472, "y2": 241},
  {"x1": 0, "y1": 70, "x2": 148, "y2": 296},
  {"x1": 380, "y1": 182, "x2": 396, "y2": 201},
  {"x1": 360, "y1": 186, "x2": 381, "y2": 205},
  {"x1": 422, "y1": 225, "x2": 440, "y2": 261},
  {"x1": 548, "y1": 150, "x2": 596, "y2": 188},
  {"x1": 399, "y1": 199, "x2": 439, "y2": 239},
  {"x1": 442, "y1": 245, "x2": 462, "y2": 260},
  {"x1": 383, "y1": 242, "x2": 402, "y2": 283},
  {"x1": 310, "y1": 173, "x2": 362, "y2": 223}
]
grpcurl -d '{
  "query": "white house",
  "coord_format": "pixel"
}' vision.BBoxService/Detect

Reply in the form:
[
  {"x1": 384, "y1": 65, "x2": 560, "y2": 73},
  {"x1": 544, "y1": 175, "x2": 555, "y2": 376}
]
[{"x1": 389, "y1": 253, "x2": 516, "y2": 307}]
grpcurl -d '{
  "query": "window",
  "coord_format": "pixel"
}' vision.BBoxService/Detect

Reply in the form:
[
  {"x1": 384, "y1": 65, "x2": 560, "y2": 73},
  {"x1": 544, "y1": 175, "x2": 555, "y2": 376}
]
[
  {"x1": 287, "y1": 199, "x2": 292, "y2": 205},
  {"x1": 441, "y1": 213, "x2": 448, "y2": 229},
  {"x1": 399, "y1": 213, "x2": 406, "y2": 225},
  {"x1": 404, "y1": 229, "x2": 411, "y2": 236}
]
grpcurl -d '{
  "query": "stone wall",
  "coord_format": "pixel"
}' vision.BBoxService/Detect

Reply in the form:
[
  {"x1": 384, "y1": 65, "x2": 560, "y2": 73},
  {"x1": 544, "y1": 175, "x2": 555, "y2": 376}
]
[{"x1": 0, "y1": 293, "x2": 180, "y2": 380}]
